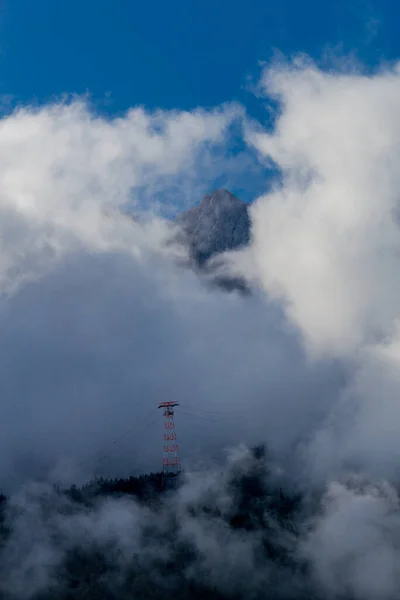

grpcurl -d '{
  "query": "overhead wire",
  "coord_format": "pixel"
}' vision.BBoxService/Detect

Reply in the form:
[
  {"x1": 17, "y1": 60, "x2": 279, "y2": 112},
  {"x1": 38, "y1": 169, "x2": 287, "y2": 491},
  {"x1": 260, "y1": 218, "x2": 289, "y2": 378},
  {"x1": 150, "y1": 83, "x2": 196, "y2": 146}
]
[
  {"x1": 76, "y1": 408, "x2": 158, "y2": 469},
  {"x1": 179, "y1": 411, "x2": 224, "y2": 423},
  {"x1": 178, "y1": 402, "x2": 247, "y2": 416},
  {"x1": 74, "y1": 401, "x2": 247, "y2": 476},
  {"x1": 93, "y1": 417, "x2": 158, "y2": 468}
]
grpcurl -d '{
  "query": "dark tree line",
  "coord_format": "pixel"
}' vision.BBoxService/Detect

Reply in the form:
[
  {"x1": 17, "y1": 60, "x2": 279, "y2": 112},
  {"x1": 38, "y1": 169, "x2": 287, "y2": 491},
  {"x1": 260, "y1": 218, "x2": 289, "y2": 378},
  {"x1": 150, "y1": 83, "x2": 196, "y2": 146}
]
[{"x1": 0, "y1": 447, "x2": 318, "y2": 600}]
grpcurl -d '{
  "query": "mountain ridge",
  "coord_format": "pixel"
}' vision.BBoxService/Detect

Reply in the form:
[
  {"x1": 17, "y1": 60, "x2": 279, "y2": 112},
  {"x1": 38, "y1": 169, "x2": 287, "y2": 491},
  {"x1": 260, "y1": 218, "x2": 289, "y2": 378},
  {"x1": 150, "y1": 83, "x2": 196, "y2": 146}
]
[{"x1": 175, "y1": 188, "x2": 251, "y2": 266}]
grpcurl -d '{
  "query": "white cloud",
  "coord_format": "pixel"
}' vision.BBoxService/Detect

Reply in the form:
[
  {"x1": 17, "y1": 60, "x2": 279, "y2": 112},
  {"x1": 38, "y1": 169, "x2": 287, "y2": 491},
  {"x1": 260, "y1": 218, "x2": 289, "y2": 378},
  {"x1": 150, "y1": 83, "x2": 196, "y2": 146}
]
[
  {"x1": 0, "y1": 94, "x2": 344, "y2": 491},
  {"x1": 243, "y1": 57, "x2": 400, "y2": 489},
  {"x1": 248, "y1": 59, "x2": 400, "y2": 358},
  {"x1": 4, "y1": 57, "x2": 400, "y2": 600},
  {"x1": 302, "y1": 480, "x2": 400, "y2": 600},
  {"x1": 0, "y1": 99, "x2": 244, "y2": 292}
]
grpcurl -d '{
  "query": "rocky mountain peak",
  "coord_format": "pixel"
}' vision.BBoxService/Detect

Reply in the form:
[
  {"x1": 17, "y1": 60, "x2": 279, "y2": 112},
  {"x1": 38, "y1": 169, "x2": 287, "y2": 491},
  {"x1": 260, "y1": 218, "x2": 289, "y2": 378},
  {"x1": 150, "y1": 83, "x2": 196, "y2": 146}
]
[{"x1": 175, "y1": 189, "x2": 251, "y2": 266}]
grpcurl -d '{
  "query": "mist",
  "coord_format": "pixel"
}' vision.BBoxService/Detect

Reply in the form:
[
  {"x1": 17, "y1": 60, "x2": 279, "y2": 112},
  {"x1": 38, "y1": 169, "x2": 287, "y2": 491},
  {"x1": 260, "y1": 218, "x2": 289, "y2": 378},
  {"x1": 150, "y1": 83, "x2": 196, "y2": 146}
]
[{"x1": 2, "y1": 57, "x2": 400, "y2": 599}]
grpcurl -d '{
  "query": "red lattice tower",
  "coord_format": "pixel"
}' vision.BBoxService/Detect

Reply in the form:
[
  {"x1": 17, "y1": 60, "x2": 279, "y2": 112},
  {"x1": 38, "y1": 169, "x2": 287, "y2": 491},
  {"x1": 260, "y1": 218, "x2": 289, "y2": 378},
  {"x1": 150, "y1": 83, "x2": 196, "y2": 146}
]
[{"x1": 158, "y1": 401, "x2": 181, "y2": 477}]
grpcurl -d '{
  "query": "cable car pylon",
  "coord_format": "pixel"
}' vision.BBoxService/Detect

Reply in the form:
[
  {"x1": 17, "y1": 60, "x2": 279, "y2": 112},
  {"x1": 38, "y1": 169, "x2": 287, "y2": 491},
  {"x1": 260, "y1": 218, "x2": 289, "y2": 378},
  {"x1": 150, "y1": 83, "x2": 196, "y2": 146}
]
[{"x1": 158, "y1": 401, "x2": 181, "y2": 488}]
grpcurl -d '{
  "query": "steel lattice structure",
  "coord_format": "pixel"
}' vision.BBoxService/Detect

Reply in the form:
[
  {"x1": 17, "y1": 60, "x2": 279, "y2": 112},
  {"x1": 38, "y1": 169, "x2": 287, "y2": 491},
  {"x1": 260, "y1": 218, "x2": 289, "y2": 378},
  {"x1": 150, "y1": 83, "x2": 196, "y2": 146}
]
[{"x1": 158, "y1": 401, "x2": 181, "y2": 477}]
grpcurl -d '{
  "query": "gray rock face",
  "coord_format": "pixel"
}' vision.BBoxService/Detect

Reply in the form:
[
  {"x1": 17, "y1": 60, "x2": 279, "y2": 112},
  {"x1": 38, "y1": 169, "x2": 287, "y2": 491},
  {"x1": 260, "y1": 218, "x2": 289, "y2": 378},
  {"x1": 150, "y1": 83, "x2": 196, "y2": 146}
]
[{"x1": 175, "y1": 189, "x2": 251, "y2": 266}]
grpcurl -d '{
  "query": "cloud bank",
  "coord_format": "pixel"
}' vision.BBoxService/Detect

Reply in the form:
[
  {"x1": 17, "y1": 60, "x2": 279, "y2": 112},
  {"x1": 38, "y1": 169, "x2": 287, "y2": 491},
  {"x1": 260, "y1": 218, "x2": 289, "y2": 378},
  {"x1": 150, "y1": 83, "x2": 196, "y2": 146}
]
[
  {"x1": 0, "y1": 94, "x2": 343, "y2": 493},
  {"x1": 4, "y1": 56, "x2": 400, "y2": 599},
  {"x1": 250, "y1": 60, "x2": 400, "y2": 356},
  {"x1": 248, "y1": 58, "x2": 400, "y2": 479}
]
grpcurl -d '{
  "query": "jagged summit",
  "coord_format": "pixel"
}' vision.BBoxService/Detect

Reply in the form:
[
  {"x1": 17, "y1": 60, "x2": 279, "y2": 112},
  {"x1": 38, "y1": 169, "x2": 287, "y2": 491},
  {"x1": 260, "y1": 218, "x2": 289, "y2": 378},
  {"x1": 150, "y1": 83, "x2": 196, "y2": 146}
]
[
  {"x1": 176, "y1": 188, "x2": 251, "y2": 266},
  {"x1": 199, "y1": 188, "x2": 247, "y2": 210}
]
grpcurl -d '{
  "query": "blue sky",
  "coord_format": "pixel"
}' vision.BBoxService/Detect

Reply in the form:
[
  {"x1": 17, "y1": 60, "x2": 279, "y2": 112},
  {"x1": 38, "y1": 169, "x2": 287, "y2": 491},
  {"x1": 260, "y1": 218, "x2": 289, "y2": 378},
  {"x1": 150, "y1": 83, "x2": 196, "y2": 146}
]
[
  {"x1": 1, "y1": 0, "x2": 397, "y2": 115},
  {"x1": 0, "y1": 0, "x2": 397, "y2": 203}
]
